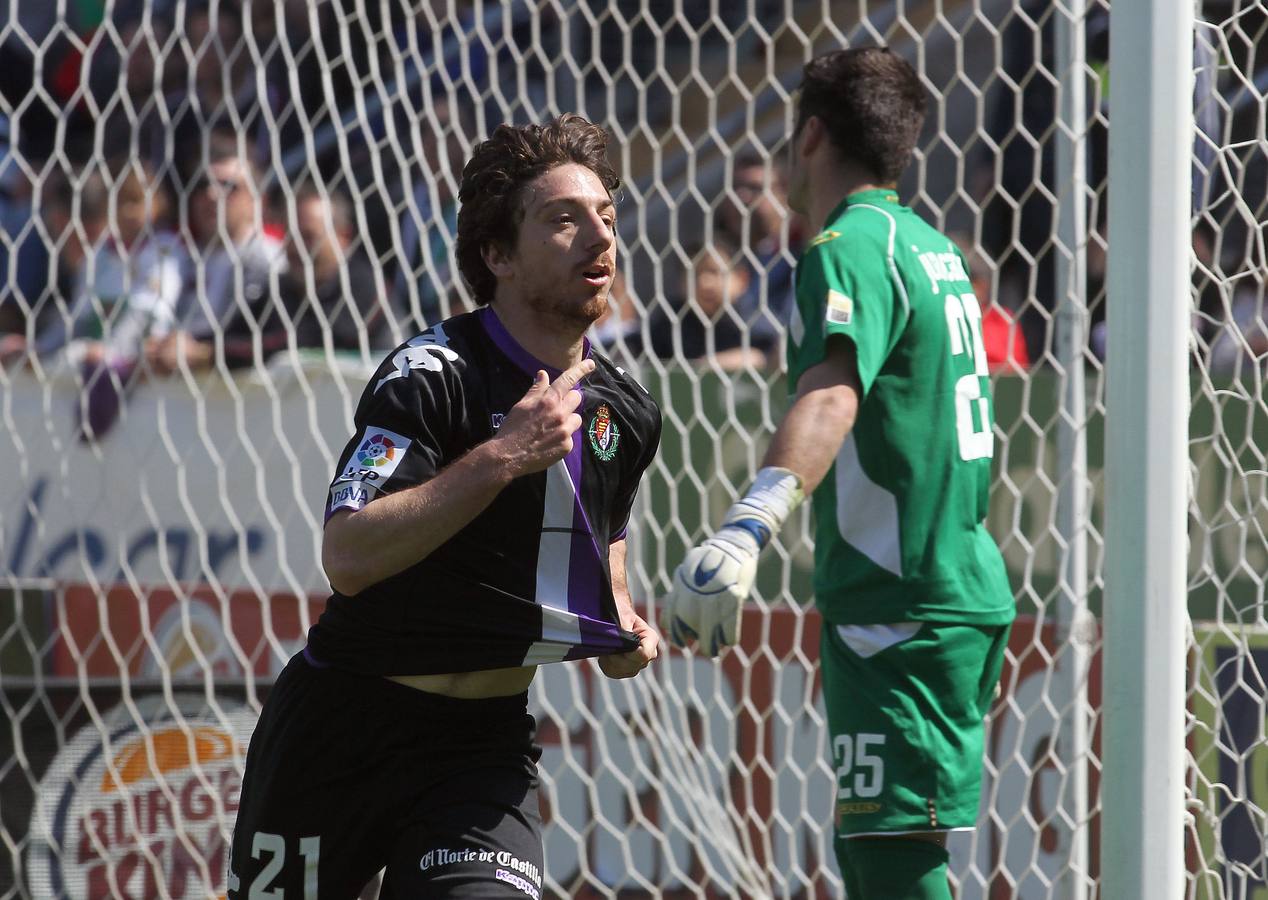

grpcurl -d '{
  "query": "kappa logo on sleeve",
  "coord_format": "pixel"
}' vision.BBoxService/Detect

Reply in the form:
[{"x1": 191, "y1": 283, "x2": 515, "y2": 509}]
[
  {"x1": 826, "y1": 289, "x2": 854, "y2": 325},
  {"x1": 329, "y1": 426, "x2": 412, "y2": 514},
  {"x1": 374, "y1": 324, "x2": 461, "y2": 393}
]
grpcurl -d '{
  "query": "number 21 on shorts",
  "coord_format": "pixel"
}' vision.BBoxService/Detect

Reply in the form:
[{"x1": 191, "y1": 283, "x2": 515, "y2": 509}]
[
  {"x1": 945, "y1": 293, "x2": 994, "y2": 461},
  {"x1": 227, "y1": 833, "x2": 320, "y2": 899}
]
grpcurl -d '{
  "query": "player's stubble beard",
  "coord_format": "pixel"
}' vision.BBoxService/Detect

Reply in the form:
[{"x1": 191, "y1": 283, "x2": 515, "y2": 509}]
[{"x1": 524, "y1": 281, "x2": 609, "y2": 334}]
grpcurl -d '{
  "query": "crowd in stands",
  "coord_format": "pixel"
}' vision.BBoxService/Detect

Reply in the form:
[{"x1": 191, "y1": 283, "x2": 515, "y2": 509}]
[{"x1": 0, "y1": 0, "x2": 1103, "y2": 447}]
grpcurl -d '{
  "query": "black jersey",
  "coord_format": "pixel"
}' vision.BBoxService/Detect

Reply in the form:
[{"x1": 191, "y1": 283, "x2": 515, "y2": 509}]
[{"x1": 306, "y1": 306, "x2": 662, "y2": 675}]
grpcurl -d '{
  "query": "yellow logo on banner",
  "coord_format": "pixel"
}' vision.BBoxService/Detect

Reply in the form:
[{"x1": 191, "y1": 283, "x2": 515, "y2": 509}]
[{"x1": 100, "y1": 726, "x2": 239, "y2": 793}]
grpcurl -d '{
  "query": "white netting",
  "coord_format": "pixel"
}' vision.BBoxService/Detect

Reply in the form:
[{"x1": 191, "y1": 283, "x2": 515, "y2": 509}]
[
  {"x1": 1188, "y1": 4, "x2": 1268, "y2": 897},
  {"x1": 0, "y1": 1, "x2": 1263, "y2": 898}
]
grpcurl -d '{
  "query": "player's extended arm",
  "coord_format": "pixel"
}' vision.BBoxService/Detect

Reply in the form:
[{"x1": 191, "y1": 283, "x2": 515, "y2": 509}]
[
  {"x1": 598, "y1": 538, "x2": 660, "y2": 678},
  {"x1": 660, "y1": 338, "x2": 860, "y2": 655},
  {"x1": 761, "y1": 338, "x2": 861, "y2": 493},
  {"x1": 322, "y1": 359, "x2": 595, "y2": 596}
]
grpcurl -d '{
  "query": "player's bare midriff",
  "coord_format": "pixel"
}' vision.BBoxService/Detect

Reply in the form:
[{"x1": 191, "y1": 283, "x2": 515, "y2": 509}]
[{"x1": 386, "y1": 665, "x2": 537, "y2": 699}]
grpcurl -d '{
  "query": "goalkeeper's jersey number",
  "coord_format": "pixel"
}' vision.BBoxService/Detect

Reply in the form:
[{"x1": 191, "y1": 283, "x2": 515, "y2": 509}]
[{"x1": 944, "y1": 292, "x2": 993, "y2": 462}]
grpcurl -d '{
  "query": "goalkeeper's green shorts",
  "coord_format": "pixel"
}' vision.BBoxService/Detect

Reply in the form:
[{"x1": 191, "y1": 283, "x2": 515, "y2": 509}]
[{"x1": 820, "y1": 619, "x2": 1010, "y2": 838}]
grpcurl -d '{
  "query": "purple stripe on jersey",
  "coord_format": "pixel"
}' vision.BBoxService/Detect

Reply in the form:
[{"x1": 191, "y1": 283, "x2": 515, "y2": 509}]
[
  {"x1": 563, "y1": 612, "x2": 630, "y2": 661},
  {"x1": 477, "y1": 306, "x2": 591, "y2": 378},
  {"x1": 480, "y1": 305, "x2": 608, "y2": 637},
  {"x1": 302, "y1": 645, "x2": 331, "y2": 669},
  {"x1": 564, "y1": 387, "x2": 604, "y2": 621}
]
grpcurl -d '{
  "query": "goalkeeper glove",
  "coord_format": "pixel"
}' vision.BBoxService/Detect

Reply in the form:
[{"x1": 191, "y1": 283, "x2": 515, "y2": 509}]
[{"x1": 661, "y1": 467, "x2": 804, "y2": 656}]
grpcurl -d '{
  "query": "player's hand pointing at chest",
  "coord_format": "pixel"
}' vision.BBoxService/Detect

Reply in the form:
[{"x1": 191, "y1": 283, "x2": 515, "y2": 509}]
[{"x1": 495, "y1": 359, "x2": 595, "y2": 477}]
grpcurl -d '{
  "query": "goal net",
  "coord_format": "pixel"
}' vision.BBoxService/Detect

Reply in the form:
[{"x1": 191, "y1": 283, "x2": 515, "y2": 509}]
[{"x1": 0, "y1": 1, "x2": 1263, "y2": 898}]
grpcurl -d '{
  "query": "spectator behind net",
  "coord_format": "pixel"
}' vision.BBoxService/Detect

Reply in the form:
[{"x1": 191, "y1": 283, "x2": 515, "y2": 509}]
[
  {"x1": 717, "y1": 150, "x2": 806, "y2": 341},
  {"x1": 279, "y1": 183, "x2": 390, "y2": 356},
  {"x1": 0, "y1": 168, "x2": 105, "y2": 366},
  {"x1": 147, "y1": 130, "x2": 285, "y2": 373},
  {"x1": 3, "y1": 163, "x2": 186, "y2": 436},
  {"x1": 0, "y1": 117, "x2": 53, "y2": 344},
  {"x1": 393, "y1": 97, "x2": 469, "y2": 330},
  {"x1": 167, "y1": 4, "x2": 262, "y2": 191},
  {"x1": 76, "y1": 163, "x2": 186, "y2": 438},
  {"x1": 94, "y1": 15, "x2": 174, "y2": 174},
  {"x1": 641, "y1": 233, "x2": 775, "y2": 371}
]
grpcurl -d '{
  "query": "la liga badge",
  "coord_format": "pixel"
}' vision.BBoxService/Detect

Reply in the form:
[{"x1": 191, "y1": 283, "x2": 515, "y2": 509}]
[{"x1": 588, "y1": 404, "x2": 621, "y2": 461}]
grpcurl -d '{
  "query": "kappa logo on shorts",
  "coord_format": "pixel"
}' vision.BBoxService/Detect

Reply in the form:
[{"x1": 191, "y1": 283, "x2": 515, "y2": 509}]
[{"x1": 587, "y1": 404, "x2": 621, "y2": 461}]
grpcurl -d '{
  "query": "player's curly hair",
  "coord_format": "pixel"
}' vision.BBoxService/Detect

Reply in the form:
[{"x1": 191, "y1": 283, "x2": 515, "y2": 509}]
[
  {"x1": 796, "y1": 47, "x2": 927, "y2": 184},
  {"x1": 455, "y1": 114, "x2": 621, "y2": 305}
]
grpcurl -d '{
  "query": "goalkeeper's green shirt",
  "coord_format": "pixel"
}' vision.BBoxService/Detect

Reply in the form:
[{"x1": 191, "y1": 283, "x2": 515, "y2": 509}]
[{"x1": 787, "y1": 189, "x2": 1014, "y2": 626}]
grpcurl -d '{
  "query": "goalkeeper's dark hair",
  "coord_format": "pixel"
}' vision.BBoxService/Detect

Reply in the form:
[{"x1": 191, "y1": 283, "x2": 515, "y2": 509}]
[
  {"x1": 795, "y1": 47, "x2": 927, "y2": 185},
  {"x1": 456, "y1": 114, "x2": 620, "y2": 305}
]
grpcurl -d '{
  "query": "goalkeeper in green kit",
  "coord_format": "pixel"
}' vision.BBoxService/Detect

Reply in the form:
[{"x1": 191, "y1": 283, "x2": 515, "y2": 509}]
[{"x1": 660, "y1": 47, "x2": 1015, "y2": 899}]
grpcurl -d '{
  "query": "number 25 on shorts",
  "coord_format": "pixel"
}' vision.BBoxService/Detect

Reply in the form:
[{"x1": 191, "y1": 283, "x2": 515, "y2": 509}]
[{"x1": 834, "y1": 732, "x2": 885, "y2": 800}]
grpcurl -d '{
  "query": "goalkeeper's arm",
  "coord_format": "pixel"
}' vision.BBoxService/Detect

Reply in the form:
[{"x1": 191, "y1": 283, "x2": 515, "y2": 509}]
[{"x1": 660, "y1": 338, "x2": 861, "y2": 655}]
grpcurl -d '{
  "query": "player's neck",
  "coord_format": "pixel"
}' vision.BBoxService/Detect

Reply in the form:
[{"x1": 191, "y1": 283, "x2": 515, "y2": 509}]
[
  {"x1": 485, "y1": 300, "x2": 588, "y2": 371},
  {"x1": 806, "y1": 161, "x2": 894, "y2": 230}
]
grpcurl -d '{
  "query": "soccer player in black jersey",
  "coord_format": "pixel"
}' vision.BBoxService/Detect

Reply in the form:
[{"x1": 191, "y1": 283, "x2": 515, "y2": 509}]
[{"x1": 228, "y1": 115, "x2": 662, "y2": 899}]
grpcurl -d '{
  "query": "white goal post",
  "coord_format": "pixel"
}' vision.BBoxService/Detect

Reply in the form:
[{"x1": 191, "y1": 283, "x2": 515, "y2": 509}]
[{"x1": 1103, "y1": 1, "x2": 1192, "y2": 898}]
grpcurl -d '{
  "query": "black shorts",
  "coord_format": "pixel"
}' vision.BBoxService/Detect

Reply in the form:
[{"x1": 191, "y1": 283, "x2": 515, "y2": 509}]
[{"x1": 228, "y1": 652, "x2": 544, "y2": 899}]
